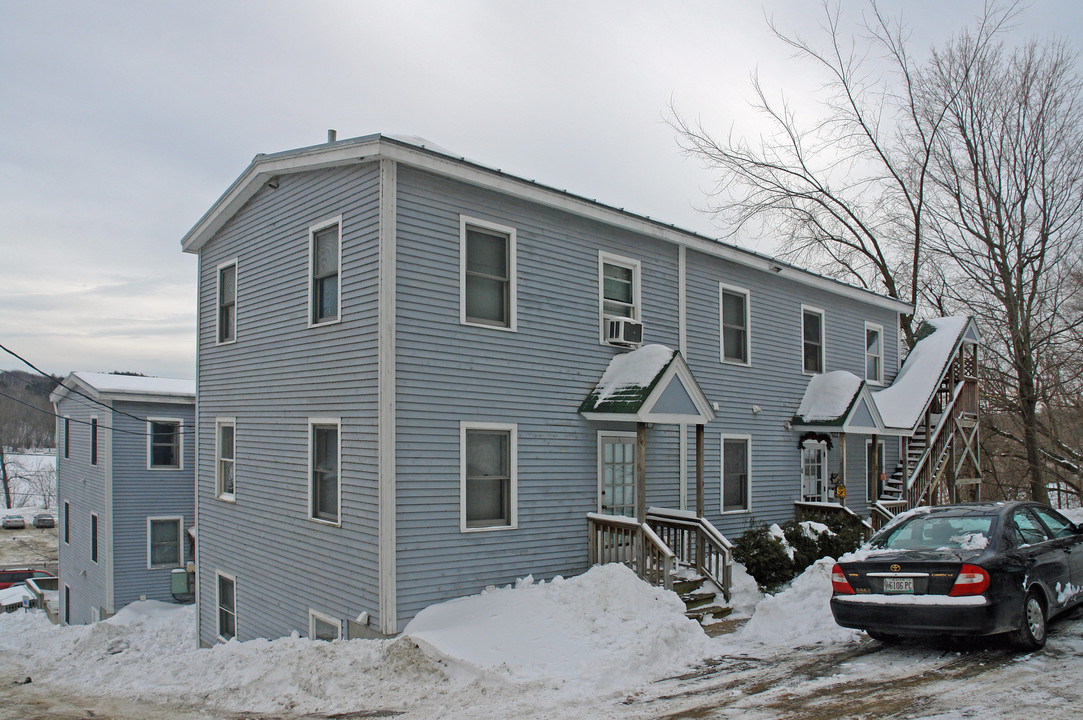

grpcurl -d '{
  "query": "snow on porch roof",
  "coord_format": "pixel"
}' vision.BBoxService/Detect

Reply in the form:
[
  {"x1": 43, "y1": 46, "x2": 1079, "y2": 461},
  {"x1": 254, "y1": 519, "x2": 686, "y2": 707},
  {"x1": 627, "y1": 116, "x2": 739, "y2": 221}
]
[
  {"x1": 791, "y1": 371, "x2": 887, "y2": 435},
  {"x1": 579, "y1": 344, "x2": 715, "y2": 424}
]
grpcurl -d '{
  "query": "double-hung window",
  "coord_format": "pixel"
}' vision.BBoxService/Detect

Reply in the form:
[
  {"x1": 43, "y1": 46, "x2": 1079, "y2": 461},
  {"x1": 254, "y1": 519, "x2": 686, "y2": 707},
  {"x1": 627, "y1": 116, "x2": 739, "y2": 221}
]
[
  {"x1": 216, "y1": 419, "x2": 236, "y2": 501},
  {"x1": 599, "y1": 252, "x2": 641, "y2": 343},
  {"x1": 310, "y1": 610, "x2": 342, "y2": 641},
  {"x1": 90, "y1": 417, "x2": 98, "y2": 466},
  {"x1": 148, "y1": 419, "x2": 181, "y2": 469},
  {"x1": 721, "y1": 436, "x2": 751, "y2": 513},
  {"x1": 802, "y1": 306, "x2": 825, "y2": 374},
  {"x1": 461, "y1": 423, "x2": 517, "y2": 531},
  {"x1": 147, "y1": 516, "x2": 183, "y2": 568},
  {"x1": 310, "y1": 420, "x2": 340, "y2": 524},
  {"x1": 310, "y1": 218, "x2": 341, "y2": 325},
  {"x1": 720, "y1": 284, "x2": 750, "y2": 365},
  {"x1": 461, "y1": 216, "x2": 516, "y2": 330},
  {"x1": 90, "y1": 513, "x2": 99, "y2": 563},
  {"x1": 217, "y1": 261, "x2": 237, "y2": 344},
  {"x1": 217, "y1": 572, "x2": 236, "y2": 641},
  {"x1": 865, "y1": 322, "x2": 884, "y2": 384}
]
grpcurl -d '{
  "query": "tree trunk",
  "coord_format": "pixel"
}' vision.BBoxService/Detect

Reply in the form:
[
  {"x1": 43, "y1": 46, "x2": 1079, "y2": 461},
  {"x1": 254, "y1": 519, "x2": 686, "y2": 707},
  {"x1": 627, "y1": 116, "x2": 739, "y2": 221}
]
[{"x1": 0, "y1": 445, "x2": 11, "y2": 509}]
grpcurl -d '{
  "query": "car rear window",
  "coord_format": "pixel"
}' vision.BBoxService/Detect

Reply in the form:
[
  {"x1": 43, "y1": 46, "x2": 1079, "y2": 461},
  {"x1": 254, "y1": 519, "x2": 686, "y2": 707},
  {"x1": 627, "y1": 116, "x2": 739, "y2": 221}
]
[{"x1": 875, "y1": 514, "x2": 995, "y2": 551}]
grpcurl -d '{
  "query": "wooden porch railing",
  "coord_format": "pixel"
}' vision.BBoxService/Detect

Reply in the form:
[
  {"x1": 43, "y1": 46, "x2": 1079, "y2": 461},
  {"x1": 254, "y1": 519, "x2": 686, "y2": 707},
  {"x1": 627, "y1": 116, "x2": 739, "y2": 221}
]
[
  {"x1": 646, "y1": 507, "x2": 733, "y2": 601},
  {"x1": 587, "y1": 512, "x2": 674, "y2": 590}
]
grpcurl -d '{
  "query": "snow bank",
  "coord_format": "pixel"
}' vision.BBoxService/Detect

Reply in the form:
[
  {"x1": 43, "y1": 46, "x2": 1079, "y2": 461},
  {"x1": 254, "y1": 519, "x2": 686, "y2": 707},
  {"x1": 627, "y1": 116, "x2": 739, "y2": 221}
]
[
  {"x1": 0, "y1": 565, "x2": 712, "y2": 714},
  {"x1": 404, "y1": 564, "x2": 711, "y2": 696},
  {"x1": 795, "y1": 371, "x2": 863, "y2": 422},
  {"x1": 726, "y1": 561, "x2": 764, "y2": 617},
  {"x1": 737, "y1": 558, "x2": 861, "y2": 647}
]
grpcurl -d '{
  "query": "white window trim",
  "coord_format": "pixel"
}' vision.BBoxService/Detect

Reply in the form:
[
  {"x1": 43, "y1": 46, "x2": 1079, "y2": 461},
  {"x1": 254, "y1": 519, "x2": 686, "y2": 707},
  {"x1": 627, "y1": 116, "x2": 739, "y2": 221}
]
[
  {"x1": 720, "y1": 434, "x2": 752, "y2": 515},
  {"x1": 90, "y1": 512, "x2": 99, "y2": 564},
  {"x1": 308, "y1": 418, "x2": 342, "y2": 527},
  {"x1": 719, "y1": 283, "x2": 752, "y2": 366},
  {"x1": 216, "y1": 258, "x2": 238, "y2": 346},
  {"x1": 215, "y1": 570, "x2": 236, "y2": 642},
  {"x1": 215, "y1": 417, "x2": 236, "y2": 503},
  {"x1": 308, "y1": 215, "x2": 343, "y2": 328},
  {"x1": 308, "y1": 608, "x2": 343, "y2": 641},
  {"x1": 459, "y1": 215, "x2": 517, "y2": 331},
  {"x1": 146, "y1": 417, "x2": 184, "y2": 470},
  {"x1": 801, "y1": 305, "x2": 826, "y2": 375},
  {"x1": 146, "y1": 515, "x2": 184, "y2": 570},
  {"x1": 460, "y1": 421, "x2": 518, "y2": 532},
  {"x1": 865, "y1": 321, "x2": 885, "y2": 385},
  {"x1": 89, "y1": 415, "x2": 98, "y2": 466},
  {"x1": 596, "y1": 431, "x2": 637, "y2": 515},
  {"x1": 598, "y1": 251, "x2": 642, "y2": 344}
]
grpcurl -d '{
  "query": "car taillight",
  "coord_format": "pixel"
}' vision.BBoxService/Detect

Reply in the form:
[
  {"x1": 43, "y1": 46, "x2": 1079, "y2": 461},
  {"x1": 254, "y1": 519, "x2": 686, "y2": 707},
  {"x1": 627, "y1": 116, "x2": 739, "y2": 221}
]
[
  {"x1": 831, "y1": 564, "x2": 855, "y2": 595},
  {"x1": 948, "y1": 564, "x2": 990, "y2": 596}
]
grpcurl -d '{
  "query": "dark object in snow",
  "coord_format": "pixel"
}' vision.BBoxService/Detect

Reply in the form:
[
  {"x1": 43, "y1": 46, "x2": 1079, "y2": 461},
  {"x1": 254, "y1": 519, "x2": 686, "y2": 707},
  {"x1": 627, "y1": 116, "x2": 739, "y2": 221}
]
[
  {"x1": 13, "y1": 677, "x2": 31, "y2": 685},
  {"x1": 831, "y1": 501, "x2": 1083, "y2": 651}
]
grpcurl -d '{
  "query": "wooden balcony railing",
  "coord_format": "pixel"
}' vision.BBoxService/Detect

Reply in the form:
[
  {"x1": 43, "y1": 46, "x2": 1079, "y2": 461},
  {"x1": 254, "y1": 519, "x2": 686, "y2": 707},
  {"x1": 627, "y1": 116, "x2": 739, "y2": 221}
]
[{"x1": 646, "y1": 507, "x2": 732, "y2": 600}]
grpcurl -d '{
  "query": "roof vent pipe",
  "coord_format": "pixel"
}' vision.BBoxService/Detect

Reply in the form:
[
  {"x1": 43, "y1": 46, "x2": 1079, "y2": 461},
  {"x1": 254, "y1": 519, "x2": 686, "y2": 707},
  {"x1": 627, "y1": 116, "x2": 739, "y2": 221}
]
[{"x1": 327, "y1": 129, "x2": 337, "y2": 143}]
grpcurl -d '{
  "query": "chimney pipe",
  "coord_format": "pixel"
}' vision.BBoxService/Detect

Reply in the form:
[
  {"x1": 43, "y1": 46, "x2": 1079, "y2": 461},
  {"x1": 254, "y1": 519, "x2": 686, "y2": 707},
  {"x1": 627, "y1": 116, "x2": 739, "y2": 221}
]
[{"x1": 327, "y1": 129, "x2": 337, "y2": 143}]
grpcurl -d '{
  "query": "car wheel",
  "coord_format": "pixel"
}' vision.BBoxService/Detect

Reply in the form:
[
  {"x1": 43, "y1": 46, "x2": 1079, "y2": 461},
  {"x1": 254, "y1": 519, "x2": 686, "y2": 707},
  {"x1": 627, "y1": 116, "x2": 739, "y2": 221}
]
[
  {"x1": 866, "y1": 630, "x2": 902, "y2": 644},
  {"x1": 1008, "y1": 590, "x2": 1047, "y2": 651}
]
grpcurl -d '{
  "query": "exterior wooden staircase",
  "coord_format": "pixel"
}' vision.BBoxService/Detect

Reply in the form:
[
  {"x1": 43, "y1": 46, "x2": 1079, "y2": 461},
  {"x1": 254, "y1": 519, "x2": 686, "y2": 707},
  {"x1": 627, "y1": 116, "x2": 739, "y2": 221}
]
[{"x1": 674, "y1": 573, "x2": 731, "y2": 624}]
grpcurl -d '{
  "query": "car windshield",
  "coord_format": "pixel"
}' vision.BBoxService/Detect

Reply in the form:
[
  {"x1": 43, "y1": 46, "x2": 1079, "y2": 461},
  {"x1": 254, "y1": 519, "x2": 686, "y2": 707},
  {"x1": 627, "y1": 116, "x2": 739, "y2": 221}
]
[{"x1": 873, "y1": 513, "x2": 995, "y2": 551}]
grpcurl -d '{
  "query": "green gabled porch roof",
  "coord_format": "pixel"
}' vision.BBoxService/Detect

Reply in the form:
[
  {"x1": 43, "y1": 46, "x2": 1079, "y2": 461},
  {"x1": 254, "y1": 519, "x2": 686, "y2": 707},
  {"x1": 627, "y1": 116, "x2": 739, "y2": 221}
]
[{"x1": 579, "y1": 344, "x2": 715, "y2": 424}]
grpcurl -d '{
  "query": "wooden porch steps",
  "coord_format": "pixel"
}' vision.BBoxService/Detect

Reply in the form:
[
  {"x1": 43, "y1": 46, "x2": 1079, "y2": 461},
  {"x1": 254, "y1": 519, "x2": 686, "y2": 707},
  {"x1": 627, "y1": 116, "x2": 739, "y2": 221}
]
[{"x1": 675, "y1": 571, "x2": 732, "y2": 624}]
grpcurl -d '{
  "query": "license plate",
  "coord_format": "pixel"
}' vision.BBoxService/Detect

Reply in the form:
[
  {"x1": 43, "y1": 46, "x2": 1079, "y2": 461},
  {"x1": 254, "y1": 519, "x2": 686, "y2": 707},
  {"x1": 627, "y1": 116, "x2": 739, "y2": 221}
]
[{"x1": 883, "y1": 577, "x2": 914, "y2": 594}]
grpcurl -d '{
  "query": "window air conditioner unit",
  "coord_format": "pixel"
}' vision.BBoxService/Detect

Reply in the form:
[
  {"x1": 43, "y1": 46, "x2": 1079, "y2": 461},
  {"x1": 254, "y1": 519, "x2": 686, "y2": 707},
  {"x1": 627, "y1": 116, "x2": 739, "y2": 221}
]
[{"x1": 605, "y1": 316, "x2": 643, "y2": 347}]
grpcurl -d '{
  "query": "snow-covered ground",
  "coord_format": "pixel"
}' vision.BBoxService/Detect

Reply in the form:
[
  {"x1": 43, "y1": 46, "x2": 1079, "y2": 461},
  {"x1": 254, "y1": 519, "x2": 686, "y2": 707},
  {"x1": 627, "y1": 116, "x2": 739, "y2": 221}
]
[{"x1": 4, "y1": 543, "x2": 1083, "y2": 720}]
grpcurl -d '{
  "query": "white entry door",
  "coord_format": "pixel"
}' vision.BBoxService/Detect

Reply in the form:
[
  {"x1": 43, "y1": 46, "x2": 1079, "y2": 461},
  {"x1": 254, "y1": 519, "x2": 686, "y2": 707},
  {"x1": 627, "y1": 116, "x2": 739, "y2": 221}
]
[
  {"x1": 599, "y1": 433, "x2": 636, "y2": 517},
  {"x1": 801, "y1": 441, "x2": 828, "y2": 502}
]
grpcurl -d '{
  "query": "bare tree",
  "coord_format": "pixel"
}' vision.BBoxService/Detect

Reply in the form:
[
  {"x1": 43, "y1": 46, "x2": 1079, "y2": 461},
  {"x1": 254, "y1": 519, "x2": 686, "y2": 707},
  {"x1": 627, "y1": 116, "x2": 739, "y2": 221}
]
[
  {"x1": 670, "y1": 1, "x2": 1016, "y2": 347},
  {"x1": 923, "y1": 35, "x2": 1083, "y2": 504}
]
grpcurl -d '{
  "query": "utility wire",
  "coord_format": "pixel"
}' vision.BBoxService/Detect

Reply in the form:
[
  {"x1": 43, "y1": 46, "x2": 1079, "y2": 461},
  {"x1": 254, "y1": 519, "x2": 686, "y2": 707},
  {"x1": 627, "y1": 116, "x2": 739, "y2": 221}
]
[
  {"x1": 0, "y1": 390, "x2": 194, "y2": 438},
  {"x1": 0, "y1": 343, "x2": 194, "y2": 433}
]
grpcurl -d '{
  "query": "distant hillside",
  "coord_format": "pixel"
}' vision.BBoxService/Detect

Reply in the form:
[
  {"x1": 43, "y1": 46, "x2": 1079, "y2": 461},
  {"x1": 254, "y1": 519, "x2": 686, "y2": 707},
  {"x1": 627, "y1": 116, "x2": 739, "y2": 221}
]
[{"x1": 0, "y1": 369, "x2": 59, "y2": 449}]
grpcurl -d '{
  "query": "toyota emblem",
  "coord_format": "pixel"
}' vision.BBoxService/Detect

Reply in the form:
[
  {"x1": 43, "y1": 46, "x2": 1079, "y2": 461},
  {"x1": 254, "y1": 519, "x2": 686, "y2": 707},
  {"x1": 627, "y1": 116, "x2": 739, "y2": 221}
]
[{"x1": 890, "y1": 564, "x2": 901, "y2": 572}]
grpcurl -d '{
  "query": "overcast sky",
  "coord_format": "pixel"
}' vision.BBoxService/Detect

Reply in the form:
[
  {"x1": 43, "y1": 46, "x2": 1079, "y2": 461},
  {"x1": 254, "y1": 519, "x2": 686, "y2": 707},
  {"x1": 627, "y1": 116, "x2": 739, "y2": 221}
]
[{"x1": 1, "y1": 0, "x2": 1077, "y2": 380}]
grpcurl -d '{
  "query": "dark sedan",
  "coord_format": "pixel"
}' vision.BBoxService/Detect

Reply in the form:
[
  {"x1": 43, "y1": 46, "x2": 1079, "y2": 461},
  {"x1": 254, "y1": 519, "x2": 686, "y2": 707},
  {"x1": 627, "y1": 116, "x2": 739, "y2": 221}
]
[{"x1": 830, "y1": 502, "x2": 1083, "y2": 649}]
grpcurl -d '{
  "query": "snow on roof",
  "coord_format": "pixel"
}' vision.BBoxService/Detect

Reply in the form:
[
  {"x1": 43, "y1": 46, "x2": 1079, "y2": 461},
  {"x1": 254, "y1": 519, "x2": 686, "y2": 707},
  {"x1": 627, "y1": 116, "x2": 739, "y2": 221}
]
[
  {"x1": 873, "y1": 317, "x2": 970, "y2": 429},
  {"x1": 580, "y1": 344, "x2": 675, "y2": 412},
  {"x1": 794, "y1": 371, "x2": 863, "y2": 424},
  {"x1": 71, "y1": 371, "x2": 195, "y2": 399}
]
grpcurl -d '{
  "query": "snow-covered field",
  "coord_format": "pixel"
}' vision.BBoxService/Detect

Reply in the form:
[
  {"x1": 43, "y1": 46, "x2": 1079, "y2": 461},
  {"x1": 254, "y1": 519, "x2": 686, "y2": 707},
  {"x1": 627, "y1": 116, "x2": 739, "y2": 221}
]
[{"x1": 4, "y1": 544, "x2": 1083, "y2": 720}]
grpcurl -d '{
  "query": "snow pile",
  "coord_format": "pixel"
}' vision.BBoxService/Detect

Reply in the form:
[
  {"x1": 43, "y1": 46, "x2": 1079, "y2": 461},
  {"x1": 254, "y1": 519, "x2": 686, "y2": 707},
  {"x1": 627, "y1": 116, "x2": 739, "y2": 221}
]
[
  {"x1": 0, "y1": 565, "x2": 711, "y2": 714},
  {"x1": 726, "y1": 561, "x2": 764, "y2": 617},
  {"x1": 404, "y1": 564, "x2": 711, "y2": 695},
  {"x1": 874, "y1": 316, "x2": 969, "y2": 429},
  {"x1": 794, "y1": 371, "x2": 863, "y2": 422},
  {"x1": 951, "y1": 532, "x2": 989, "y2": 551},
  {"x1": 70, "y1": 371, "x2": 194, "y2": 397},
  {"x1": 590, "y1": 344, "x2": 674, "y2": 404},
  {"x1": 737, "y1": 558, "x2": 861, "y2": 647}
]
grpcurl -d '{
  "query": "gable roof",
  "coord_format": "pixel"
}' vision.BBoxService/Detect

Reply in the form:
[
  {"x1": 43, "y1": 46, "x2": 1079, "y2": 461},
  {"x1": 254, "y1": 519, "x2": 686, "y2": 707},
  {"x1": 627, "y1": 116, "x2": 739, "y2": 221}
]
[
  {"x1": 50, "y1": 371, "x2": 195, "y2": 406},
  {"x1": 181, "y1": 133, "x2": 912, "y2": 314},
  {"x1": 579, "y1": 345, "x2": 715, "y2": 424},
  {"x1": 791, "y1": 371, "x2": 888, "y2": 435}
]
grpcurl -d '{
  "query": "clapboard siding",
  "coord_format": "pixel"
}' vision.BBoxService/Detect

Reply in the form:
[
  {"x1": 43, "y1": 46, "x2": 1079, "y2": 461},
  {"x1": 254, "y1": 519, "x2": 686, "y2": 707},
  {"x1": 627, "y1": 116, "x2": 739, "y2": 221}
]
[
  {"x1": 195, "y1": 163, "x2": 382, "y2": 646},
  {"x1": 393, "y1": 166, "x2": 683, "y2": 624},
  {"x1": 55, "y1": 394, "x2": 110, "y2": 625},
  {"x1": 110, "y1": 400, "x2": 195, "y2": 607}
]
